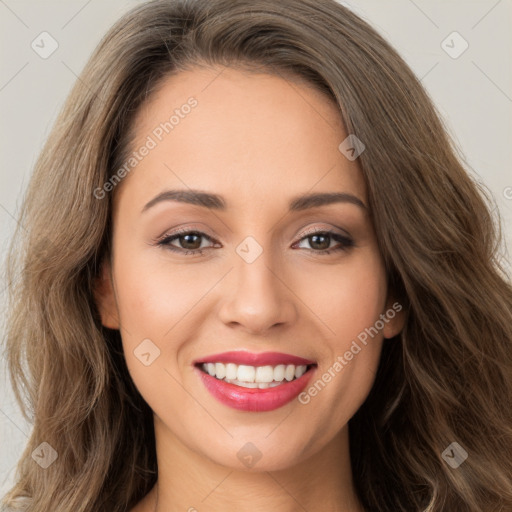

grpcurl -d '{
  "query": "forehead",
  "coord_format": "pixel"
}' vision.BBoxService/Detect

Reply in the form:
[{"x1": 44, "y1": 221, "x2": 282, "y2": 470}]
[{"x1": 114, "y1": 66, "x2": 366, "y2": 214}]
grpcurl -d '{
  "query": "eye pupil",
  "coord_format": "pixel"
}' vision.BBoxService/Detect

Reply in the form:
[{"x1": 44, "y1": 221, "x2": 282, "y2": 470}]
[
  {"x1": 181, "y1": 233, "x2": 201, "y2": 249},
  {"x1": 310, "y1": 234, "x2": 330, "y2": 250}
]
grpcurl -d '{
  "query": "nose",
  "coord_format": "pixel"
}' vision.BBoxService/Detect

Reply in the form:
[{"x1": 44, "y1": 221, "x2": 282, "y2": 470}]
[{"x1": 217, "y1": 250, "x2": 297, "y2": 336}]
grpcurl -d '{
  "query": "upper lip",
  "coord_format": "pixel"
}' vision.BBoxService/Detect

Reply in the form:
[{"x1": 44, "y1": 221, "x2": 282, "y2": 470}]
[{"x1": 194, "y1": 350, "x2": 316, "y2": 366}]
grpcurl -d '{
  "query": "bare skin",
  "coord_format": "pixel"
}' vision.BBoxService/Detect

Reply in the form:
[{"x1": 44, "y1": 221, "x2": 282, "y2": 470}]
[{"x1": 94, "y1": 65, "x2": 405, "y2": 512}]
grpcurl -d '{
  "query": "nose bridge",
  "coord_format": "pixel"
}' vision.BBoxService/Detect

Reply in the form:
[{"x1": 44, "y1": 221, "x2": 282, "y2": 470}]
[{"x1": 217, "y1": 233, "x2": 296, "y2": 333}]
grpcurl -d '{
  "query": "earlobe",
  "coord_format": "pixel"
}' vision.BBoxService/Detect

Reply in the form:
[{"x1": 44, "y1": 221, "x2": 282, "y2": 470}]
[
  {"x1": 93, "y1": 260, "x2": 120, "y2": 330},
  {"x1": 382, "y1": 297, "x2": 406, "y2": 339}
]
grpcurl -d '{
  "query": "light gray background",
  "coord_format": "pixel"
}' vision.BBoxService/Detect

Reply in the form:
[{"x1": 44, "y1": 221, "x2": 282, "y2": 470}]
[{"x1": 1, "y1": 0, "x2": 511, "y2": 498}]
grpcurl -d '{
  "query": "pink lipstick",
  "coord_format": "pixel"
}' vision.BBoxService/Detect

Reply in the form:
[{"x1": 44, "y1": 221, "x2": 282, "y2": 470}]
[{"x1": 193, "y1": 350, "x2": 317, "y2": 412}]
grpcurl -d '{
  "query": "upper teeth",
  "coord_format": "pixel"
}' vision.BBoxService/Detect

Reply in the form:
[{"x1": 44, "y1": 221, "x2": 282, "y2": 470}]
[{"x1": 202, "y1": 362, "x2": 308, "y2": 384}]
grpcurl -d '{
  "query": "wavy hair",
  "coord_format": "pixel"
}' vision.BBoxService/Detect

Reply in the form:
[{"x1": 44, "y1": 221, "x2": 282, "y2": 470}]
[{"x1": 2, "y1": 0, "x2": 512, "y2": 510}]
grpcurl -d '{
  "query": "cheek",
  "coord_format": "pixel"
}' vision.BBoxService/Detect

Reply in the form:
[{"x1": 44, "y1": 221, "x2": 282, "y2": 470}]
[
  {"x1": 296, "y1": 251, "x2": 387, "y2": 423},
  {"x1": 109, "y1": 250, "x2": 186, "y2": 393},
  {"x1": 298, "y1": 250, "x2": 388, "y2": 344},
  {"x1": 113, "y1": 251, "x2": 208, "y2": 339},
  {"x1": 333, "y1": 256, "x2": 387, "y2": 373}
]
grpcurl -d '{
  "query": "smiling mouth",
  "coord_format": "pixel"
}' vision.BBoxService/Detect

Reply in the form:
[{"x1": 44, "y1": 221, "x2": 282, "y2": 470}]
[{"x1": 195, "y1": 362, "x2": 317, "y2": 389}]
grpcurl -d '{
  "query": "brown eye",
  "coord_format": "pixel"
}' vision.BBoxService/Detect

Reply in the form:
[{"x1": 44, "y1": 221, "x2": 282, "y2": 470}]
[
  {"x1": 157, "y1": 231, "x2": 216, "y2": 254},
  {"x1": 308, "y1": 233, "x2": 331, "y2": 250},
  {"x1": 294, "y1": 231, "x2": 354, "y2": 255},
  {"x1": 174, "y1": 233, "x2": 203, "y2": 250}
]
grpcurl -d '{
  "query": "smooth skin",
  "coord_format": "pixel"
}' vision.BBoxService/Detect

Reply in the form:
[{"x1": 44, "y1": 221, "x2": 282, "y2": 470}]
[{"x1": 94, "y1": 66, "x2": 405, "y2": 512}]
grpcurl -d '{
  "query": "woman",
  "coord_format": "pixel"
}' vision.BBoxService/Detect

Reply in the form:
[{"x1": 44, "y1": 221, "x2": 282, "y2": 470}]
[{"x1": 2, "y1": 0, "x2": 512, "y2": 510}]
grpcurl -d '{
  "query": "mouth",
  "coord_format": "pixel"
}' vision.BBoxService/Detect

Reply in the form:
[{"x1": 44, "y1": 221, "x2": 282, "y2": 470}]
[{"x1": 193, "y1": 351, "x2": 317, "y2": 412}]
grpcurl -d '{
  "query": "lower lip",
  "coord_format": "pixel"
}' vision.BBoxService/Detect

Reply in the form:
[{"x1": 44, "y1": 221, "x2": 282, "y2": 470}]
[{"x1": 195, "y1": 366, "x2": 316, "y2": 412}]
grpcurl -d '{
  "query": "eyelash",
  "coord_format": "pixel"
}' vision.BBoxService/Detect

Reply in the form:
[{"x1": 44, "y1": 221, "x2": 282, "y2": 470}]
[{"x1": 155, "y1": 229, "x2": 354, "y2": 256}]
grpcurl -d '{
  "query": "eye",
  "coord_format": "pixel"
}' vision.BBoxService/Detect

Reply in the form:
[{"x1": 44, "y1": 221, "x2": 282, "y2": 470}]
[
  {"x1": 293, "y1": 230, "x2": 354, "y2": 255},
  {"x1": 156, "y1": 230, "x2": 217, "y2": 255}
]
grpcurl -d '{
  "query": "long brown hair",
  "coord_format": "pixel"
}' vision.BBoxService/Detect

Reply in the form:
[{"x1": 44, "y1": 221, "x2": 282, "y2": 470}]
[{"x1": 2, "y1": 0, "x2": 512, "y2": 510}]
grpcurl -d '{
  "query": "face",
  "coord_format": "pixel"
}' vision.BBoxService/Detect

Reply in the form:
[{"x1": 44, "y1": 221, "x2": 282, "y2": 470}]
[{"x1": 95, "y1": 66, "x2": 404, "y2": 471}]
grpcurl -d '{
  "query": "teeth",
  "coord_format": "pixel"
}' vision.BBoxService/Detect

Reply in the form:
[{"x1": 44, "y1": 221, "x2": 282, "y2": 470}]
[
  {"x1": 225, "y1": 379, "x2": 259, "y2": 388},
  {"x1": 201, "y1": 362, "x2": 309, "y2": 385},
  {"x1": 225, "y1": 363, "x2": 237, "y2": 380},
  {"x1": 215, "y1": 362, "x2": 226, "y2": 379},
  {"x1": 274, "y1": 364, "x2": 285, "y2": 381},
  {"x1": 285, "y1": 364, "x2": 295, "y2": 381},
  {"x1": 237, "y1": 365, "x2": 256, "y2": 382},
  {"x1": 295, "y1": 365, "x2": 307, "y2": 378},
  {"x1": 223, "y1": 379, "x2": 289, "y2": 389},
  {"x1": 255, "y1": 366, "x2": 274, "y2": 383}
]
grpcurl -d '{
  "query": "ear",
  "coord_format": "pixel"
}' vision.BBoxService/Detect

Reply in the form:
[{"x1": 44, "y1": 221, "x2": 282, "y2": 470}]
[
  {"x1": 382, "y1": 295, "x2": 406, "y2": 339},
  {"x1": 93, "y1": 259, "x2": 120, "y2": 330}
]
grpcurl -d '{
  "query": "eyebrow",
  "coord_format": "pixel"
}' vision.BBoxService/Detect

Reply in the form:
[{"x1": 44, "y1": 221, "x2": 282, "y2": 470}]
[{"x1": 141, "y1": 189, "x2": 367, "y2": 213}]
